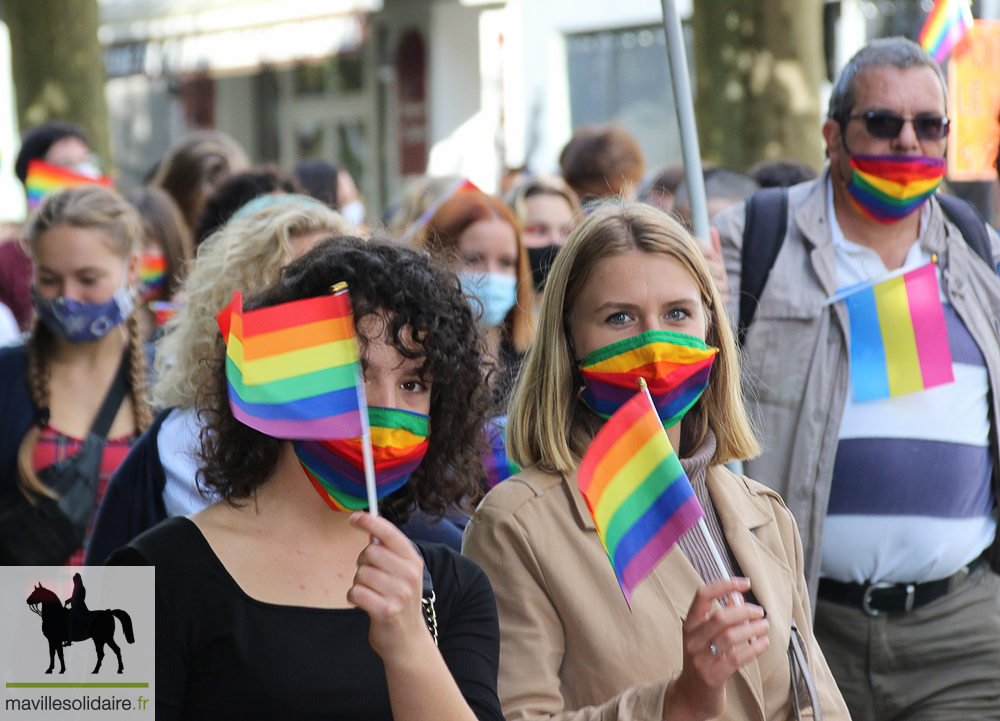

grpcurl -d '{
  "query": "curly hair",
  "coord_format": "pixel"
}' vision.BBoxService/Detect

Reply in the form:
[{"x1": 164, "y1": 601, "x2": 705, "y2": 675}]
[
  {"x1": 152, "y1": 198, "x2": 352, "y2": 409},
  {"x1": 198, "y1": 236, "x2": 492, "y2": 524}
]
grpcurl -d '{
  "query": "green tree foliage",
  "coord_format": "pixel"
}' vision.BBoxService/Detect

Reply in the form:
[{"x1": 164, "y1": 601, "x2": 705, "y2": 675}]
[{"x1": 692, "y1": 0, "x2": 824, "y2": 171}]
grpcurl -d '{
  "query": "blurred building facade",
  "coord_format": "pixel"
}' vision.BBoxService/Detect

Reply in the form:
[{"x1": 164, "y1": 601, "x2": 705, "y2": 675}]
[{"x1": 70, "y1": 0, "x2": 1000, "y2": 221}]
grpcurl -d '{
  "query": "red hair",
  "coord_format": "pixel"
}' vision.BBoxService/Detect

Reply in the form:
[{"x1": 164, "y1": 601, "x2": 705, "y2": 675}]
[{"x1": 415, "y1": 190, "x2": 535, "y2": 353}]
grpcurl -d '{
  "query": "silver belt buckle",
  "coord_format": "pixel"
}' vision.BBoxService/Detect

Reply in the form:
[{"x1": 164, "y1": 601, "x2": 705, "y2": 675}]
[{"x1": 861, "y1": 580, "x2": 907, "y2": 616}]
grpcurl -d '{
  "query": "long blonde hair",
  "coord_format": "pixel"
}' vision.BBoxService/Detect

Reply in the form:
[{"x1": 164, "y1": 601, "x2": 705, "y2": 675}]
[
  {"x1": 19, "y1": 185, "x2": 153, "y2": 500},
  {"x1": 153, "y1": 199, "x2": 352, "y2": 409},
  {"x1": 506, "y1": 201, "x2": 758, "y2": 473}
]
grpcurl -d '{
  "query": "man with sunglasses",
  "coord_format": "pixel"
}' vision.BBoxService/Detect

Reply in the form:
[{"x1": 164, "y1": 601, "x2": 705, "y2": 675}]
[{"x1": 714, "y1": 37, "x2": 1000, "y2": 721}]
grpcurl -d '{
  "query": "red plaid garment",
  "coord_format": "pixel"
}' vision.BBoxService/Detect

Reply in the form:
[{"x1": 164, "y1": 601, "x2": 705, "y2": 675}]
[{"x1": 32, "y1": 426, "x2": 135, "y2": 566}]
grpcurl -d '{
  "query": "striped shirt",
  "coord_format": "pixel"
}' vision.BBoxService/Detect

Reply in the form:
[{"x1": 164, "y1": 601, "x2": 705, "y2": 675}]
[{"x1": 821, "y1": 183, "x2": 996, "y2": 584}]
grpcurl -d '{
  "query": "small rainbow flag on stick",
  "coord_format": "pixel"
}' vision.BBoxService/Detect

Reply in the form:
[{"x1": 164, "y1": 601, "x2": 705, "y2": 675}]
[
  {"x1": 216, "y1": 287, "x2": 366, "y2": 439},
  {"x1": 578, "y1": 383, "x2": 705, "y2": 605},
  {"x1": 25, "y1": 160, "x2": 113, "y2": 210},
  {"x1": 835, "y1": 262, "x2": 954, "y2": 402},
  {"x1": 920, "y1": 0, "x2": 973, "y2": 64}
]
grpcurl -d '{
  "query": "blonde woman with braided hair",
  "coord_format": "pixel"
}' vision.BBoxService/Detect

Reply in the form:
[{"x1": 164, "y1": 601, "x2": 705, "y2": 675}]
[
  {"x1": 84, "y1": 195, "x2": 353, "y2": 565},
  {"x1": 0, "y1": 185, "x2": 153, "y2": 565}
]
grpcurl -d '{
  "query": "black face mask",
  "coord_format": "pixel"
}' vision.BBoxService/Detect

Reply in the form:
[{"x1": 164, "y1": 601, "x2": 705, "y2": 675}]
[{"x1": 526, "y1": 245, "x2": 562, "y2": 291}]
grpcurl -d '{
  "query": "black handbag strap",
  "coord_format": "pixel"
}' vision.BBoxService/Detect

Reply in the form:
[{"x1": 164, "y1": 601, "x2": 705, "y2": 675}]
[{"x1": 88, "y1": 349, "x2": 132, "y2": 441}]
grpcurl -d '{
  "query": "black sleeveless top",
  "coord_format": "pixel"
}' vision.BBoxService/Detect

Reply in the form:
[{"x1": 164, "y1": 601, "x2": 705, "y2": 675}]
[{"x1": 107, "y1": 517, "x2": 502, "y2": 721}]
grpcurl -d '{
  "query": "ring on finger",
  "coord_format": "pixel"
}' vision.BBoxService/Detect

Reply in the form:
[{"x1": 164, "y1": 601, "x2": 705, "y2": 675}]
[{"x1": 710, "y1": 640, "x2": 722, "y2": 657}]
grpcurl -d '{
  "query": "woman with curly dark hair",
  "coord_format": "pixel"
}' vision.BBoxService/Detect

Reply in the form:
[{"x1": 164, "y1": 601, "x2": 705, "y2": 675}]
[{"x1": 108, "y1": 237, "x2": 501, "y2": 721}]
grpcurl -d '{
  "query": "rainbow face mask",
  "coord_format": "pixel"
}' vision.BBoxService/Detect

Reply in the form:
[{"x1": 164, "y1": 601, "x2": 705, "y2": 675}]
[
  {"x1": 293, "y1": 406, "x2": 430, "y2": 511},
  {"x1": 847, "y1": 154, "x2": 945, "y2": 224},
  {"x1": 138, "y1": 250, "x2": 168, "y2": 302},
  {"x1": 578, "y1": 330, "x2": 718, "y2": 428}
]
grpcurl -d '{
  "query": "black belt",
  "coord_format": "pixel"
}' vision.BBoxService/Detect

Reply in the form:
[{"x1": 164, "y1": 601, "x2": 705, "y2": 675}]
[{"x1": 818, "y1": 555, "x2": 984, "y2": 616}]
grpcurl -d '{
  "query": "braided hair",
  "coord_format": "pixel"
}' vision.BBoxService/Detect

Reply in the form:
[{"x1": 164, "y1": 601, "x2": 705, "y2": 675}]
[{"x1": 17, "y1": 186, "x2": 153, "y2": 500}]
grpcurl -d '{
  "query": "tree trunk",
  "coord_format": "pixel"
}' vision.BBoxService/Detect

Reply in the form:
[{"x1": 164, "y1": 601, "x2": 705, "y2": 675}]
[
  {"x1": 3, "y1": 0, "x2": 112, "y2": 169},
  {"x1": 692, "y1": 0, "x2": 824, "y2": 172}
]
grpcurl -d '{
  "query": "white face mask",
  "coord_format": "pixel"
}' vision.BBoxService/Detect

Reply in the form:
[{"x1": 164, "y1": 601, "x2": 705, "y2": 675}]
[{"x1": 341, "y1": 200, "x2": 365, "y2": 226}]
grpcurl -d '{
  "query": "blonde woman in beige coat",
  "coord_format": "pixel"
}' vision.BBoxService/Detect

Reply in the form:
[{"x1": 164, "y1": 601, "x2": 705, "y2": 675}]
[{"x1": 463, "y1": 202, "x2": 850, "y2": 721}]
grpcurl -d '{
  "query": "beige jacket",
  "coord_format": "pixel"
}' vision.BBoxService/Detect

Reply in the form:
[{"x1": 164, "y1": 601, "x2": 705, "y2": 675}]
[
  {"x1": 463, "y1": 463, "x2": 850, "y2": 721},
  {"x1": 713, "y1": 171, "x2": 1000, "y2": 599}
]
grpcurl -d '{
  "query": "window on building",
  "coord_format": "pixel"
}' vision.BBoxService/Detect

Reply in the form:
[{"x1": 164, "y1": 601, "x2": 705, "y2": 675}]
[{"x1": 565, "y1": 24, "x2": 686, "y2": 171}]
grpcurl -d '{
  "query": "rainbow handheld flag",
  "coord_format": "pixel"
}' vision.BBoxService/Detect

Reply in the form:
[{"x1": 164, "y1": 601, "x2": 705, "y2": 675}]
[
  {"x1": 25, "y1": 160, "x2": 113, "y2": 210},
  {"x1": 149, "y1": 300, "x2": 180, "y2": 327},
  {"x1": 216, "y1": 288, "x2": 366, "y2": 439},
  {"x1": 838, "y1": 262, "x2": 954, "y2": 402},
  {"x1": 578, "y1": 387, "x2": 704, "y2": 606},
  {"x1": 920, "y1": 0, "x2": 973, "y2": 64}
]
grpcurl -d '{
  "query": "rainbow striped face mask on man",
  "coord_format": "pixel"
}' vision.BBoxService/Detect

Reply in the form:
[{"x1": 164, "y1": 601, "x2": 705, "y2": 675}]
[
  {"x1": 293, "y1": 406, "x2": 430, "y2": 512},
  {"x1": 846, "y1": 154, "x2": 945, "y2": 224},
  {"x1": 578, "y1": 330, "x2": 718, "y2": 429}
]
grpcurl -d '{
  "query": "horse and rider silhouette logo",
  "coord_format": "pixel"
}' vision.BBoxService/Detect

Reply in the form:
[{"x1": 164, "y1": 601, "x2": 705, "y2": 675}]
[{"x1": 25, "y1": 573, "x2": 134, "y2": 674}]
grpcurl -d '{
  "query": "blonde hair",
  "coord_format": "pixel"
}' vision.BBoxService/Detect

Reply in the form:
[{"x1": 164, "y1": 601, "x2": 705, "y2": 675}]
[
  {"x1": 153, "y1": 200, "x2": 352, "y2": 409},
  {"x1": 506, "y1": 201, "x2": 758, "y2": 473},
  {"x1": 19, "y1": 185, "x2": 153, "y2": 499},
  {"x1": 503, "y1": 175, "x2": 580, "y2": 229}
]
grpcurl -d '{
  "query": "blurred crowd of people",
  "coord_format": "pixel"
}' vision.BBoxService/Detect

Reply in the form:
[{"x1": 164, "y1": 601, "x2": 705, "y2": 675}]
[{"x1": 1, "y1": 33, "x2": 998, "y2": 721}]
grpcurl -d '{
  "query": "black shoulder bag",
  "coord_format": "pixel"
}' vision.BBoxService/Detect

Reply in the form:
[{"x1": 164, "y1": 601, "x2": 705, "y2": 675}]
[{"x1": 0, "y1": 351, "x2": 131, "y2": 565}]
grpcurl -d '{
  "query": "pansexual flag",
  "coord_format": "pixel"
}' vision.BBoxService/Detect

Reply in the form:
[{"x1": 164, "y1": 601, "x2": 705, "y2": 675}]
[
  {"x1": 25, "y1": 160, "x2": 113, "y2": 210},
  {"x1": 920, "y1": 0, "x2": 973, "y2": 64},
  {"x1": 217, "y1": 288, "x2": 365, "y2": 439},
  {"x1": 578, "y1": 388, "x2": 704, "y2": 605},
  {"x1": 842, "y1": 262, "x2": 954, "y2": 402},
  {"x1": 295, "y1": 407, "x2": 430, "y2": 512}
]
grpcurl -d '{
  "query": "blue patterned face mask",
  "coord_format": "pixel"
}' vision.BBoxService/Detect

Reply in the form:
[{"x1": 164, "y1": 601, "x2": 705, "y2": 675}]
[
  {"x1": 31, "y1": 283, "x2": 134, "y2": 343},
  {"x1": 460, "y1": 272, "x2": 517, "y2": 327}
]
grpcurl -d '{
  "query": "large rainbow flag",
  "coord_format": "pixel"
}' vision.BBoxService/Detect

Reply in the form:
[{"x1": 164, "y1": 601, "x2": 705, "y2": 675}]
[
  {"x1": 841, "y1": 262, "x2": 954, "y2": 402},
  {"x1": 920, "y1": 0, "x2": 973, "y2": 64},
  {"x1": 295, "y1": 408, "x2": 430, "y2": 511},
  {"x1": 579, "y1": 333, "x2": 717, "y2": 426},
  {"x1": 217, "y1": 288, "x2": 365, "y2": 439},
  {"x1": 578, "y1": 388, "x2": 704, "y2": 605},
  {"x1": 25, "y1": 160, "x2": 113, "y2": 210}
]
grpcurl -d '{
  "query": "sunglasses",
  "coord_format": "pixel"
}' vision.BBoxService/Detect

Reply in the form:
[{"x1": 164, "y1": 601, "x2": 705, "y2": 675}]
[{"x1": 848, "y1": 111, "x2": 950, "y2": 141}]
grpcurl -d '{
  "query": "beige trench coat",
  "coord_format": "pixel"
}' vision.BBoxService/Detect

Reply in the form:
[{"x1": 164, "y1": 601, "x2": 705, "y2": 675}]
[{"x1": 463, "y1": 463, "x2": 850, "y2": 721}]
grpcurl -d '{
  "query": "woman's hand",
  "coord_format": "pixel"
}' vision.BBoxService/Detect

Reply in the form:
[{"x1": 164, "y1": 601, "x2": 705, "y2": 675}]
[
  {"x1": 663, "y1": 577, "x2": 769, "y2": 721},
  {"x1": 347, "y1": 512, "x2": 434, "y2": 664}
]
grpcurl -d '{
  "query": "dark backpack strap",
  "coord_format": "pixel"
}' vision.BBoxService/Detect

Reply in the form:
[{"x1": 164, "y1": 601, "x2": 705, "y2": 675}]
[
  {"x1": 89, "y1": 349, "x2": 131, "y2": 441},
  {"x1": 738, "y1": 187, "x2": 789, "y2": 346},
  {"x1": 936, "y1": 194, "x2": 995, "y2": 271}
]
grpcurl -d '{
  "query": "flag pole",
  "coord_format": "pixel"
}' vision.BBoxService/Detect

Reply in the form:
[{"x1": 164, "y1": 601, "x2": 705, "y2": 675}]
[
  {"x1": 332, "y1": 281, "x2": 380, "y2": 517},
  {"x1": 659, "y1": 0, "x2": 711, "y2": 244},
  {"x1": 637, "y1": 379, "x2": 732, "y2": 587}
]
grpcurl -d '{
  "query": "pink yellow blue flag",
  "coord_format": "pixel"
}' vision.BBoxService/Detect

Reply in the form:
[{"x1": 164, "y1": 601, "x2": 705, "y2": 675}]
[
  {"x1": 216, "y1": 288, "x2": 366, "y2": 439},
  {"x1": 836, "y1": 262, "x2": 954, "y2": 402},
  {"x1": 578, "y1": 387, "x2": 704, "y2": 606},
  {"x1": 920, "y1": 0, "x2": 973, "y2": 64},
  {"x1": 25, "y1": 160, "x2": 113, "y2": 210}
]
